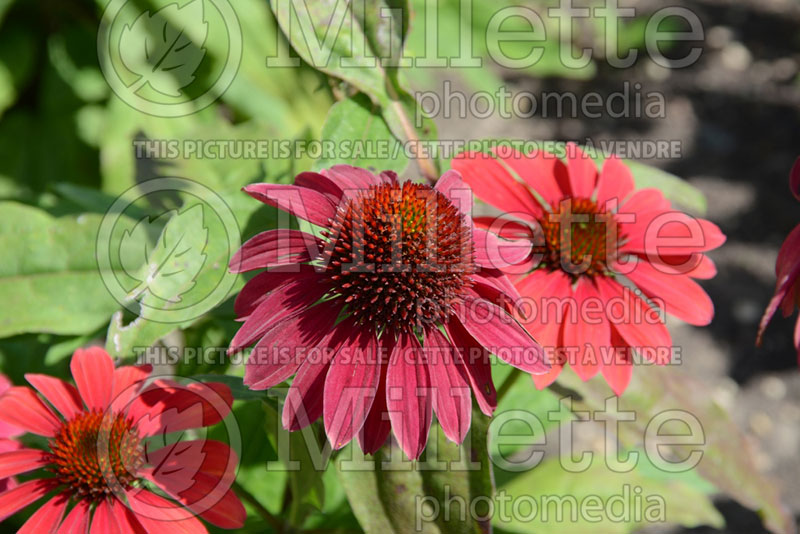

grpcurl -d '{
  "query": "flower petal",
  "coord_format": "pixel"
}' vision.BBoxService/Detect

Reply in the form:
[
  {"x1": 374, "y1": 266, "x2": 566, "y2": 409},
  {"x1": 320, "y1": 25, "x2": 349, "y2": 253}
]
[
  {"x1": 233, "y1": 265, "x2": 317, "y2": 317},
  {"x1": 490, "y1": 146, "x2": 567, "y2": 209},
  {"x1": 243, "y1": 183, "x2": 336, "y2": 227},
  {"x1": 357, "y1": 336, "x2": 393, "y2": 455},
  {"x1": 626, "y1": 259, "x2": 714, "y2": 326},
  {"x1": 131, "y1": 381, "x2": 233, "y2": 437},
  {"x1": 126, "y1": 489, "x2": 208, "y2": 534},
  {"x1": 0, "y1": 449, "x2": 49, "y2": 479},
  {"x1": 24, "y1": 374, "x2": 82, "y2": 420},
  {"x1": 110, "y1": 364, "x2": 152, "y2": 413},
  {"x1": 323, "y1": 164, "x2": 382, "y2": 190},
  {"x1": 563, "y1": 278, "x2": 607, "y2": 381},
  {"x1": 56, "y1": 498, "x2": 91, "y2": 534},
  {"x1": 425, "y1": 327, "x2": 471, "y2": 444},
  {"x1": 71, "y1": 346, "x2": 115, "y2": 411},
  {"x1": 451, "y1": 152, "x2": 543, "y2": 217},
  {"x1": 0, "y1": 478, "x2": 58, "y2": 521},
  {"x1": 228, "y1": 229, "x2": 320, "y2": 273},
  {"x1": 565, "y1": 142, "x2": 597, "y2": 199},
  {"x1": 596, "y1": 155, "x2": 634, "y2": 208},
  {"x1": 18, "y1": 492, "x2": 68, "y2": 534},
  {"x1": 0, "y1": 387, "x2": 61, "y2": 437},
  {"x1": 324, "y1": 330, "x2": 381, "y2": 450},
  {"x1": 435, "y1": 170, "x2": 474, "y2": 222},
  {"x1": 455, "y1": 294, "x2": 548, "y2": 374},
  {"x1": 444, "y1": 319, "x2": 497, "y2": 416},
  {"x1": 791, "y1": 157, "x2": 800, "y2": 201},
  {"x1": 386, "y1": 331, "x2": 432, "y2": 460},
  {"x1": 473, "y1": 228, "x2": 532, "y2": 270},
  {"x1": 295, "y1": 171, "x2": 344, "y2": 202},
  {"x1": 595, "y1": 277, "x2": 672, "y2": 364},
  {"x1": 110, "y1": 497, "x2": 147, "y2": 534},
  {"x1": 516, "y1": 269, "x2": 571, "y2": 349},
  {"x1": 91, "y1": 498, "x2": 121, "y2": 534}
]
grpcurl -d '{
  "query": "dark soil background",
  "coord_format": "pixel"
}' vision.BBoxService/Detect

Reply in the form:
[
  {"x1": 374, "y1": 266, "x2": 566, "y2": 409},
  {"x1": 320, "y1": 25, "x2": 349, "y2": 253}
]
[{"x1": 437, "y1": 0, "x2": 800, "y2": 532}]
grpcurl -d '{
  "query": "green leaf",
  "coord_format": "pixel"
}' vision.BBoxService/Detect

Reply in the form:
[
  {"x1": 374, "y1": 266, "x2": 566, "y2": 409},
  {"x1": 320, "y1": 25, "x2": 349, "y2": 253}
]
[
  {"x1": 0, "y1": 202, "x2": 143, "y2": 338},
  {"x1": 496, "y1": 454, "x2": 723, "y2": 534},
  {"x1": 559, "y1": 365, "x2": 795, "y2": 534},
  {"x1": 315, "y1": 93, "x2": 410, "y2": 174}
]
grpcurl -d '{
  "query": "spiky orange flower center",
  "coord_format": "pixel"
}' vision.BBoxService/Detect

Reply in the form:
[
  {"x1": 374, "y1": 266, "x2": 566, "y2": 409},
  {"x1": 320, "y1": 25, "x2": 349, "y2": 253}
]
[
  {"x1": 49, "y1": 411, "x2": 144, "y2": 501},
  {"x1": 537, "y1": 197, "x2": 620, "y2": 277},
  {"x1": 321, "y1": 182, "x2": 475, "y2": 332}
]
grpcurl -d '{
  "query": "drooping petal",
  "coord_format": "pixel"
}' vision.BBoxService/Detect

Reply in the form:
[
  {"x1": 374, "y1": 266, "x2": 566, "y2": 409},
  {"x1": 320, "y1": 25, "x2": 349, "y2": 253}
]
[
  {"x1": 435, "y1": 169, "x2": 474, "y2": 223},
  {"x1": 444, "y1": 319, "x2": 497, "y2": 416},
  {"x1": 625, "y1": 259, "x2": 714, "y2": 326},
  {"x1": 90, "y1": 498, "x2": 121, "y2": 534},
  {"x1": 126, "y1": 489, "x2": 209, "y2": 534},
  {"x1": 425, "y1": 327, "x2": 471, "y2": 444},
  {"x1": 758, "y1": 232, "x2": 800, "y2": 346},
  {"x1": 454, "y1": 294, "x2": 548, "y2": 374},
  {"x1": 516, "y1": 269, "x2": 572, "y2": 349},
  {"x1": 0, "y1": 449, "x2": 49, "y2": 479},
  {"x1": 233, "y1": 265, "x2": 317, "y2": 317},
  {"x1": 24, "y1": 374, "x2": 82, "y2": 420},
  {"x1": 17, "y1": 492, "x2": 68, "y2": 534},
  {"x1": 357, "y1": 335, "x2": 393, "y2": 455},
  {"x1": 0, "y1": 387, "x2": 61, "y2": 437},
  {"x1": 565, "y1": 142, "x2": 597, "y2": 199},
  {"x1": 243, "y1": 302, "x2": 340, "y2": 390},
  {"x1": 110, "y1": 497, "x2": 147, "y2": 534},
  {"x1": 131, "y1": 381, "x2": 233, "y2": 437},
  {"x1": 228, "y1": 276, "x2": 328, "y2": 353},
  {"x1": 596, "y1": 155, "x2": 635, "y2": 208},
  {"x1": 473, "y1": 228, "x2": 532, "y2": 270},
  {"x1": 294, "y1": 171, "x2": 344, "y2": 202},
  {"x1": 56, "y1": 498, "x2": 91, "y2": 534},
  {"x1": 323, "y1": 164, "x2": 382, "y2": 190},
  {"x1": 600, "y1": 329, "x2": 634, "y2": 396},
  {"x1": 452, "y1": 152, "x2": 543, "y2": 217},
  {"x1": 110, "y1": 364, "x2": 152, "y2": 413},
  {"x1": 595, "y1": 277, "x2": 672, "y2": 364},
  {"x1": 71, "y1": 346, "x2": 115, "y2": 411},
  {"x1": 0, "y1": 478, "x2": 58, "y2": 521},
  {"x1": 323, "y1": 330, "x2": 381, "y2": 449},
  {"x1": 228, "y1": 229, "x2": 321, "y2": 273},
  {"x1": 563, "y1": 278, "x2": 608, "y2": 381},
  {"x1": 243, "y1": 183, "x2": 336, "y2": 227},
  {"x1": 386, "y1": 331, "x2": 432, "y2": 460}
]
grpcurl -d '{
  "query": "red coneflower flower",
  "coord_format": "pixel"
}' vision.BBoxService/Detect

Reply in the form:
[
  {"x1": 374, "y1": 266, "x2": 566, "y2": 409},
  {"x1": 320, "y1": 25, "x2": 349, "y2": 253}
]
[
  {"x1": 757, "y1": 158, "x2": 800, "y2": 363},
  {"x1": 0, "y1": 374, "x2": 22, "y2": 494},
  {"x1": 452, "y1": 143, "x2": 725, "y2": 395},
  {"x1": 0, "y1": 347, "x2": 245, "y2": 533},
  {"x1": 228, "y1": 166, "x2": 548, "y2": 459}
]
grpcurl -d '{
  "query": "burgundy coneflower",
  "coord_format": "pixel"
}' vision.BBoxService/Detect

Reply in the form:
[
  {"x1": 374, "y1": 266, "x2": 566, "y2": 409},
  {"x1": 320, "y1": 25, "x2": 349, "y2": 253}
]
[
  {"x1": 229, "y1": 166, "x2": 548, "y2": 459},
  {"x1": 758, "y1": 157, "x2": 800, "y2": 363},
  {"x1": 0, "y1": 347, "x2": 245, "y2": 532},
  {"x1": 452, "y1": 144, "x2": 725, "y2": 395}
]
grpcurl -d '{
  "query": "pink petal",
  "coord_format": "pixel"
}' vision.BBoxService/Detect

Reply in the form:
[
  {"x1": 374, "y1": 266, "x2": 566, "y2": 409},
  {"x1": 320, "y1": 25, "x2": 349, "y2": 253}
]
[
  {"x1": 595, "y1": 277, "x2": 672, "y2": 364},
  {"x1": 56, "y1": 498, "x2": 91, "y2": 534},
  {"x1": 324, "y1": 331, "x2": 381, "y2": 449},
  {"x1": 622, "y1": 211, "x2": 726, "y2": 257},
  {"x1": 0, "y1": 375, "x2": 22, "y2": 439},
  {"x1": 473, "y1": 269, "x2": 523, "y2": 305},
  {"x1": 0, "y1": 478, "x2": 58, "y2": 521},
  {"x1": 638, "y1": 253, "x2": 717, "y2": 280},
  {"x1": 596, "y1": 155, "x2": 634, "y2": 208},
  {"x1": 444, "y1": 319, "x2": 497, "y2": 416},
  {"x1": 791, "y1": 157, "x2": 800, "y2": 201},
  {"x1": 71, "y1": 346, "x2": 114, "y2": 411},
  {"x1": 243, "y1": 302, "x2": 340, "y2": 390},
  {"x1": 228, "y1": 229, "x2": 320, "y2": 273},
  {"x1": 357, "y1": 336, "x2": 392, "y2": 455},
  {"x1": 425, "y1": 327, "x2": 471, "y2": 444},
  {"x1": 473, "y1": 228, "x2": 532, "y2": 270},
  {"x1": 110, "y1": 364, "x2": 152, "y2": 413},
  {"x1": 490, "y1": 146, "x2": 567, "y2": 209},
  {"x1": 454, "y1": 294, "x2": 548, "y2": 374},
  {"x1": 0, "y1": 387, "x2": 61, "y2": 437},
  {"x1": 758, "y1": 233, "x2": 800, "y2": 346},
  {"x1": 451, "y1": 152, "x2": 543, "y2": 217},
  {"x1": 18, "y1": 492, "x2": 68, "y2": 534},
  {"x1": 24, "y1": 374, "x2": 82, "y2": 420},
  {"x1": 563, "y1": 278, "x2": 607, "y2": 381},
  {"x1": 126, "y1": 489, "x2": 209, "y2": 534},
  {"x1": 0, "y1": 449, "x2": 49, "y2": 479},
  {"x1": 243, "y1": 183, "x2": 336, "y2": 227},
  {"x1": 91, "y1": 498, "x2": 121, "y2": 534},
  {"x1": 600, "y1": 329, "x2": 634, "y2": 395},
  {"x1": 626, "y1": 260, "x2": 714, "y2": 326},
  {"x1": 386, "y1": 331, "x2": 432, "y2": 460},
  {"x1": 565, "y1": 142, "x2": 597, "y2": 199},
  {"x1": 228, "y1": 276, "x2": 328, "y2": 353},
  {"x1": 110, "y1": 497, "x2": 147, "y2": 534},
  {"x1": 131, "y1": 381, "x2": 233, "y2": 437},
  {"x1": 323, "y1": 164, "x2": 381, "y2": 190},
  {"x1": 473, "y1": 216, "x2": 533, "y2": 240},
  {"x1": 233, "y1": 265, "x2": 317, "y2": 317},
  {"x1": 435, "y1": 169, "x2": 474, "y2": 222},
  {"x1": 531, "y1": 360, "x2": 565, "y2": 391},
  {"x1": 294, "y1": 171, "x2": 344, "y2": 202},
  {"x1": 516, "y1": 269, "x2": 572, "y2": 349}
]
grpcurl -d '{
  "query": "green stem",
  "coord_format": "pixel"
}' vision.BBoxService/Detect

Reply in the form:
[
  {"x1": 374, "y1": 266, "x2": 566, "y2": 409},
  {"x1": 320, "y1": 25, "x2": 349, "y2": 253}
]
[{"x1": 496, "y1": 367, "x2": 522, "y2": 404}]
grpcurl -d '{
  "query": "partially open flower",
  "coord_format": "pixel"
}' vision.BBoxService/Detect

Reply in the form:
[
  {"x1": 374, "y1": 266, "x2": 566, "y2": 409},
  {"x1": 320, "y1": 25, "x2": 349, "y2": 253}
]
[
  {"x1": 452, "y1": 144, "x2": 725, "y2": 395},
  {"x1": 757, "y1": 157, "x2": 800, "y2": 363},
  {"x1": 0, "y1": 347, "x2": 245, "y2": 532},
  {"x1": 229, "y1": 166, "x2": 548, "y2": 459}
]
